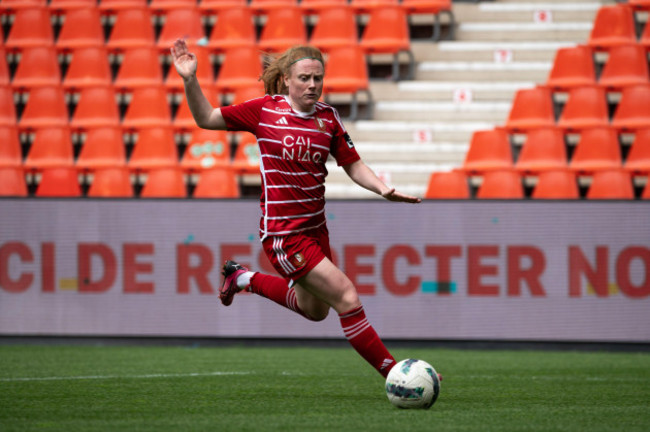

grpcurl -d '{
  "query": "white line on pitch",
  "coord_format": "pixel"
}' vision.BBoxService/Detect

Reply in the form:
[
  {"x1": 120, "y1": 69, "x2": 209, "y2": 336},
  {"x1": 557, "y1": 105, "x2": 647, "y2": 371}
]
[{"x1": 0, "y1": 371, "x2": 252, "y2": 382}]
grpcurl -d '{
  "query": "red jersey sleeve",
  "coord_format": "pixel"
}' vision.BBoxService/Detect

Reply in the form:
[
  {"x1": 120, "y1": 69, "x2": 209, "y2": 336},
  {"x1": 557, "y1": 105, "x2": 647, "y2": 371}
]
[
  {"x1": 330, "y1": 114, "x2": 360, "y2": 167},
  {"x1": 220, "y1": 95, "x2": 269, "y2": 133}
]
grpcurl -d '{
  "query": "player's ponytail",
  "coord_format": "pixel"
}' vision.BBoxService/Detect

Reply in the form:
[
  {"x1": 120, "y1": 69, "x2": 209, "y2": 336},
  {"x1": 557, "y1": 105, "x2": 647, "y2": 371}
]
[{"x1": 261, "y1": 46, "x2": 324, "y2": 95}]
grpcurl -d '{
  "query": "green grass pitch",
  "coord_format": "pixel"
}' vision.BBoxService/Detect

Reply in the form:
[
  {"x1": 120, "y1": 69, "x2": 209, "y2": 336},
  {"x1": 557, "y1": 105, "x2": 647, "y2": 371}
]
[{"x1": 1, "y1": 344, "x2": 649, "y2": 431}]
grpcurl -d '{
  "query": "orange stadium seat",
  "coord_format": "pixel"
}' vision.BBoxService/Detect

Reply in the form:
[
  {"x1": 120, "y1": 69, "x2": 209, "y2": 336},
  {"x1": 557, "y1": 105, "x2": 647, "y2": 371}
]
[
  {"x1": 55, "y1": 7, "x2": 105, "y2": 49},
  {"x1": 105, "y1": 8, "x2": 156, "y2": 50},
  {"x1": 321, "y1": 45, "x2": 372, "y2": 120},
  {"x1": 200, "y1": 0, "x2": 248, "y2": 12},
  {"x1": 300, "y1": 0, "x2": 349, "y2": 13},
  {"x1": 23, "y1": 127, "x2": 75, "y2": 170},
  {"x1": 611, "y1": 84, "x2": 650, "y2": 131},
  {"x1": 400, "y1": 0, "x2": 455, "y2": 41},
  {"x1": 156, "y1": 7, "x2": 206, "y2": 49},
  {"x1": 127, "y1": 127, "x2": 179, "y2": 171},
  {"x1": 165, "y1": 45, "x2": 213, "y2": 91},
  {"x1": 545, "y1": 45, "x2": 597, "y2": 91},
  {"x1": 462, "y1": 128, "x2": 514, "y2": 174},
  {"x1": 504, "y1": 86, "x2": 556, "y2": 132},
  {"x1": 515, "y1": 127, "x2": 568, "y2": 174},
  {"x1": 10, "y1": 46, "x2": 62, "y2": 89},
  {"x1": 76, "y1": 127, "x2": 127, "y2": 170},
  {"x1": 0, "y1": 126, "x2": 23, "y2": 168},
  {"x1": 0, "y1": 48, "x2": 9, "y2": 86},
  {"x1": 628, "y1": 0, "x2": 650, "y2": 10},
  {"x1": 207, "y1": 6, "x2": 256, "y2": 52},
  {"x1": 140, "y1": 167, "x2": 187, "y2": 198},
  {"x1": 424, "y1": 170, "x2": 470, "y2": 199},
  {"x1": 87, "y1": 166, "x2": 134, "y2": 198},
  {"x1": 232, "y1": 133, "x2": 260, "y2": 175},
  {"x1": 257, "y1": 7, "x2": 307, "y2": 53},
  {"x1": 229, "y1": 83, "x2": 266, "y2": 105},
  {"x1": 48, "y1": 0, "x2": 99, "y2": 9},
  {"x1": 249, "y1": 0, "x2": 299, "y2": 15},
  {"x1": 586, "y1": 169, "x2": 635, "y2": 199},
  {"x1": 640, "y1": 20, "x2": 650, "y2": 49},
  {"x1": 476, "y1": 170, "x2": 524, "y2": 199},
  {"x1": 0, "y1": 167, "x2": 28, "y2": 197},
  {"x1": 557, "y1": 86, "x2": 610, "y2": 132},
  {"x1": 149, "y1": 0, "x2": 199, "y2": 11},
  {"x1": 70, "y1": 86, "x2": 121, "y2": 129},
  {"x1": 624, "y1": 128, "x2": 650, "y2": 174},
  {"x1": 113, "y1": 47, "x2": 164, "y2": 89},
  {"x1": 587, "y1": 4, "x2": 637, "y2": 50},
  {"x1": 350, "y1": 0, "x2": 399, "y2": 14},
  {"x1": 0, "y1": 86, "x2": 18, "y2": 126},
  {"x1": 643, "y1": 181, "x2": 650, "y2": 199},
  {"x1": 598, "y1": 44, "x2": 650, "y2": 91},
  {"x1": 121, "y1": 86, "x2": 172, "y2": 129},
  {"x1": 18, "y1": 86, "x2": 69, "y2": 129},
  {"x1": 35, "y1": 167, "x2": 82, "y2": 197},
  {"x1": 4, "y1": 7, "x2": 54, "y2": 48},
  {"x1": 62, "y1": 47, "x2": 113, "y2": 89},
  {"x1": 569, "y1": 127, "x2": 622, "y2": 173},
  {"x1": 359, "y1": 5, "x2": 414, "y2": 80},
  {"x1": 531, "y1": 170, "x2": 580, "y2": 199},
  {"x1": 172, "y1": 85, "x2": 221, "y2": 130},
  {"x1": 99, "y1": 0, "x2": 149, "y2": 10},
  {"x1": 181, "y1": 128, "x2": 231, "y2": 171},
  {"x1": 193, "y1": 166, "x2": 240, "y2": 198},
  {"x1": 1, "y1": 0, "x2": 47, "y2": 9},
  {"x1": 214, "y1": 46, "x2": 263, "y2": 93},
  {"x1": 309, "y1": 6, "x2": 358, "y2": 52}
]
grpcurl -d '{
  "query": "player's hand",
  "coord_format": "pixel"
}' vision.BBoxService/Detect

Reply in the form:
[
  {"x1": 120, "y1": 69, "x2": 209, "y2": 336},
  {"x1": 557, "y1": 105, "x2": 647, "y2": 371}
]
[
  {"x1": 170, "y1": 38, "x2": 197, "y2": 81},
  {"x1": 381, "y1": 188, "x2": 422, "y2": 204}
]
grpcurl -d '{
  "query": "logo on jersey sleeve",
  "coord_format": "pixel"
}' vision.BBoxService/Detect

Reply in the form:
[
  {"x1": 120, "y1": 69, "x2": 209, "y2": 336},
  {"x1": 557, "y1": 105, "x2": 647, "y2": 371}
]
[{"x1": 343, "y1": 133, "x2": 355, "y2": 149}]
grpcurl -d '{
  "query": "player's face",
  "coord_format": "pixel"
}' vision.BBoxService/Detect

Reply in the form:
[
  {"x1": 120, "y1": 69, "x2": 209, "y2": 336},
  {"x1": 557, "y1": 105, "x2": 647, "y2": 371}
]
[{"x1": 284, "y1": 59, "x2": 324, "y2": 113}]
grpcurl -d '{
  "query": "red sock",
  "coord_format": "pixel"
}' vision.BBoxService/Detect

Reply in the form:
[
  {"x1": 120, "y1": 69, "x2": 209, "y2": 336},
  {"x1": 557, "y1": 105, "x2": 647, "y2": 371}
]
[
  {"x1": 339, "y1": 306, "x2": 396, "y2": 378},
  {"x1": 249, "y1": 273, "x2": 313, "y2": 320}
]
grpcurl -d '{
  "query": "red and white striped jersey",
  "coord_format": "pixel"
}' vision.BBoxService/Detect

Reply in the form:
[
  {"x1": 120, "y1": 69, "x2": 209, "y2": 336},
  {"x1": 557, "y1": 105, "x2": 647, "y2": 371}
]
[{"x1": 221, "y1": 95, "x2": 360, "y2": 238}]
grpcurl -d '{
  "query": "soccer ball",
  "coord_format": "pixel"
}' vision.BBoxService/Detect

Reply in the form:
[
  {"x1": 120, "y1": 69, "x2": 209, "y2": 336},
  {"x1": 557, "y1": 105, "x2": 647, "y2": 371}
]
[{"x1": 385, "y1": 359, "x2": 441, "y2": 409}]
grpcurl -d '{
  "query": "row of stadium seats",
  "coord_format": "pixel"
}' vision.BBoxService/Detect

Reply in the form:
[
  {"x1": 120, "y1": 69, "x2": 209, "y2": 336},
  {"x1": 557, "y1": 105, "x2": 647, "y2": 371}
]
[{"x1": 586, "y1": 3, "x2": 650, "y2": 51}]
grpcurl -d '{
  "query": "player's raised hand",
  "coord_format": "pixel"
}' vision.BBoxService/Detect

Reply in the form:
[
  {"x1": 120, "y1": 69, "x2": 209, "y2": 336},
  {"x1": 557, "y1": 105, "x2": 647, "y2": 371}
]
[
  {"x1": 381, "y1": 188, "x2": 422, "y2": 204},
  {"x1": 170, "y1": 38, "x2": 197, "y2": 81}
]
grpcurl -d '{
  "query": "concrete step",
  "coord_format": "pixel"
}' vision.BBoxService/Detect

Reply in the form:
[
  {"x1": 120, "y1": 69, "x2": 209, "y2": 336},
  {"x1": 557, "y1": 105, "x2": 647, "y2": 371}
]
[
  {"x1": 452, "y1": 1, "x2": 601, "y2": 23},
  {"x1": 391, "y1": 80, "x2": 535, "y2": 102},
  {"x1": 456, "y1": 21, "x2": 592, "y2": 42},
  {"x1": 415, "y1": 60, "x2": 552, "y2": 82},
  {"x1": 346, "y1": 120, "x2": 497, "y2": 143},
  {"x1": 373, "y1": 100, "x2": 511, "y2": 122},
  {"x1": 411, "y1": 40, "x2": 574, "y2": 62},
  {"x1": 352, "y1": 141, "x2": 469, "y2": 163}
]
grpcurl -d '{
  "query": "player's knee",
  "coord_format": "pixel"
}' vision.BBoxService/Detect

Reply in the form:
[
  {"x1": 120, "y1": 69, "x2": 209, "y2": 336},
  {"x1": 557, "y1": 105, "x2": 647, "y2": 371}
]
[{"x1": 305, "y1": 308, "x2": 329, "y2": 322}]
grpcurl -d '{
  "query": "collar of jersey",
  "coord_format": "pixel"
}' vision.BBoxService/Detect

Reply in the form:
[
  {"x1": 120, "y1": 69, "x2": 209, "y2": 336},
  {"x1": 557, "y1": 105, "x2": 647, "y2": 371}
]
[{"x1": 284, "y1": 95, "x2": 315, "y2": 117}]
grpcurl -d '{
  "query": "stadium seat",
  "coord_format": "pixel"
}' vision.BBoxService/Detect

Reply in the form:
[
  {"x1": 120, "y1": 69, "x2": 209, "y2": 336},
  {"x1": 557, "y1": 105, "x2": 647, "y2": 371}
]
[
  {"x1": 55, "y1": 7, "x2": 105, "y2": 49},
  {"x1": 321, "y1": 45, "x2": 372, "y2": 121},
  {"x1": 611, "y1": 84, "x2": 650, "y2": 131},
  {"x1": 121, "y1": 86, "x2": 172, "y2": 129},
  {"x1": 213, "y1": 46, "x2": 263, "y2": 94},
  {"x1": 4, "y1": 7, "x2": 54, "y2": 48},
  {"x1": 545, "y1": 45, "x2": 597, "y2": 91},
  {"x1": 586, "y1": 169, "x2": 635, "y2": 199},
  {"x1": 199, "y1": 0, "x2": 248, "y2": 12},
  {"x1": 193, "y1": 166, "x2": 240, "y2": 198},
  {"x1": 462, "y1": 128, "x2": 514, "y2": 174},
  {"x1": 476, "y1": 170, "x2": 524, "y2": 199},
  {"x1": 504, "y1": 86, "x2": 556, "y2": 132},
  {"x1": 249, "y1": 0, "x2": 299, "y2": 15},
  {"x1": 229, "y1": 83, "x2": 266, "y2": 105},
  {"x1": 156, "y1": 7, "x2": 206, "y2": 49},
  {"x1": 400, "y1": 0, "x2": 455, "y2": 41},
  {"x1": 10, "y1": 46, "x2": 62, "y2": 89},
  {"x1": 127, "y1": 127, "x2": 179, "y2": 171},
  {"x1": 70, "y1": 86, "x2": 121, "y2": 129},
  {"x1": 139, "y1": 167, "x2": 187, "y2": 198},
  {"x1": 0, "y1": 126, "x2": 23, "y2": 168},
  {"x1": 87, "y1": 166, "x2": 134, "y2": 198},
  {"x1": 257, "y1": 7, "x2": 307, "y2": 53},
  {"x1": 424, "y1": 170, "x2": 470, "y2": 199},
  {"x1": 165, "y1": 45, "x2": 213, "y2": 91},
  {"x1": 0, "y1": 167, "x2": 28, "y2": 197},
  {"x1": 172, "y1": 85, "x2": 221, "y2": 130},
  {"x1": 48, "y1": 0, "x2": 98, "y2": 9},
  {"x1": 232, "y1": 133, "x2": 260, "y2": 175},
  {"x1": 23, "y1": 127, "x2": 74, "y2": 169},
  {"x1": 624, "y1": 128, "x2": 650, "y2": 174},
  {"x1": 643, "y1": 181, "x2": 650, "y2": 199},
  {"x1": 18, "y1": 86, "x2": 69, "y2": 129},
  {"x1": 76, "y1": 127, "x2": 127, "y2": 170},
  {"x1": 308, "y1": 6, "x2": 358, "y2": 52},
  {"x1": 350, "y1": 0, "x2": 399, "y2": 14},
  {"x1": 0, "y1": 86, "x2": 18, "y2": 127},
  {"x1": 0, "y1": 0, "x2": 47, "y2": 9},
  {"x1": 99, "y1": 0, "x2": 149, "y2": 10},
  {"x1": 149, "y1": 0, "x2": 199, "y2": 12},
  {"x1": 587, "y1": 5, "x2": 638, "y2": 50},
  {"x1": 515, "y1": 128, "x2": 568, "y2": 174},
  {"x1": 105, "y1": 8, "x2": 156, "y2": 50},
  {"x1": 531, "y1": 170, "x2": 580, "y2": 199},
  {"x1": 0, "y1": 48, "x2": 9, "y2": 86},
  {"x1": 113, "y1": 47, "x2": 164, "y2": 90},
  {"x1": 557, "y1": 87, "x2": 610, "y2": 132},
  {"x1": 359, "y1": 5, "x2": 414, "y2": 80},
  {"x1": 598, "y1": 44, "x2": 650, "y2": 90},
  {"x1": 569, "y1": 127, "x2": 622, "y2": 173},
  {"x1": 206, "y1": 6, "x2": 256, "y2": 52},
  {"x1": 300, "y1": 0, "x2": 349, "y2": 13},
  {"x1": 35, "y1": 167, "x2": 82, "y2": 197},
  {"x1": 640, "y1": 20, "x2": 650, "y2": 50},
  {"x1": 62, "y1": 47, "x2": 113, "y2": 90},
  {"x1": 181, "y1": 128, "x2": 230, "y2": 171}
]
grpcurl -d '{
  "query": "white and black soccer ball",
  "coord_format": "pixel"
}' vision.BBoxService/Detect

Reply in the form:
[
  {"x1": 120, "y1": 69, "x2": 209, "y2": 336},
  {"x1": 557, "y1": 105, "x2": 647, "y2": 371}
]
[{"x1": 385, "y1": 359, "x2": 441, "y2": 409}]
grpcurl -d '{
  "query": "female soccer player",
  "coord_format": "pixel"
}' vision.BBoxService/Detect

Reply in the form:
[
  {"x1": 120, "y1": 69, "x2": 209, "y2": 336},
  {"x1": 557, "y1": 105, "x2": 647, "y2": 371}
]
[{"x1": 171, "y1": 39, "x2": 421, "y2": 378}]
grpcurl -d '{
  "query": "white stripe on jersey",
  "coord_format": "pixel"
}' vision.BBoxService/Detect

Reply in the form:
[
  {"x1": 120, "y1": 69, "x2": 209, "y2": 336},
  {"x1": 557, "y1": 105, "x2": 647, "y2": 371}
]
[
  {"x1": 268, "y1": 184, "x2": 324, "y2": 191},
  {"x1": 257, "y1": 138, "x2": 282, "y2": 144},
  {"x1": 267, "y1": 197, "x2": 323, "y2": 205},
  {"x1": 262, "y1": 219, "x2": 327, "y2": 237},
  {"x1": 265, "y1": 169, "x2": 326, "y2": 177},
  {"x1": 259, "y1": 122, "x2": 333, "y2": 138},
  {"x1": 265, "y1": 209, "x2": 325, "y2": 220}
]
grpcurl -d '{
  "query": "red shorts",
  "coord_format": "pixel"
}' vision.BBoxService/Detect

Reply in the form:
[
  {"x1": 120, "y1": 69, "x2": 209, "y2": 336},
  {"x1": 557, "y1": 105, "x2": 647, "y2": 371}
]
[{"x1": 262, "y1": 226, "x2": 332, "y2": 284}]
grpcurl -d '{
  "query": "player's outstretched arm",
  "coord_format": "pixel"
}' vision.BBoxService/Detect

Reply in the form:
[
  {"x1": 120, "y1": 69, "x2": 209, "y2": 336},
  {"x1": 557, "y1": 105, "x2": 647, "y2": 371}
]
[
  {"x1": 343, "y1": 160, "x2": 421, "y2": 203},
  {"x1": 170, "y1": 39, "x2": 227, "y2": 130}
]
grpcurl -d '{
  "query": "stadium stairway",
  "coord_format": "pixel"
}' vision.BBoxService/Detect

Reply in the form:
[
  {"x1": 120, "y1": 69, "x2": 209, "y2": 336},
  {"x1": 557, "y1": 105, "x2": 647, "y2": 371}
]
[{"x1": 324, "y1": 0, "x2": 606, "y2": 199}]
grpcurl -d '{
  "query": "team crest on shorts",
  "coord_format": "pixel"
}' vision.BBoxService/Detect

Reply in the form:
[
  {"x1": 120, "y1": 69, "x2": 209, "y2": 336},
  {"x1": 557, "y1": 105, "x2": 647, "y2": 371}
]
[{"x1": 291, "y1": 252, "x2": 306, "y2": 268}]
